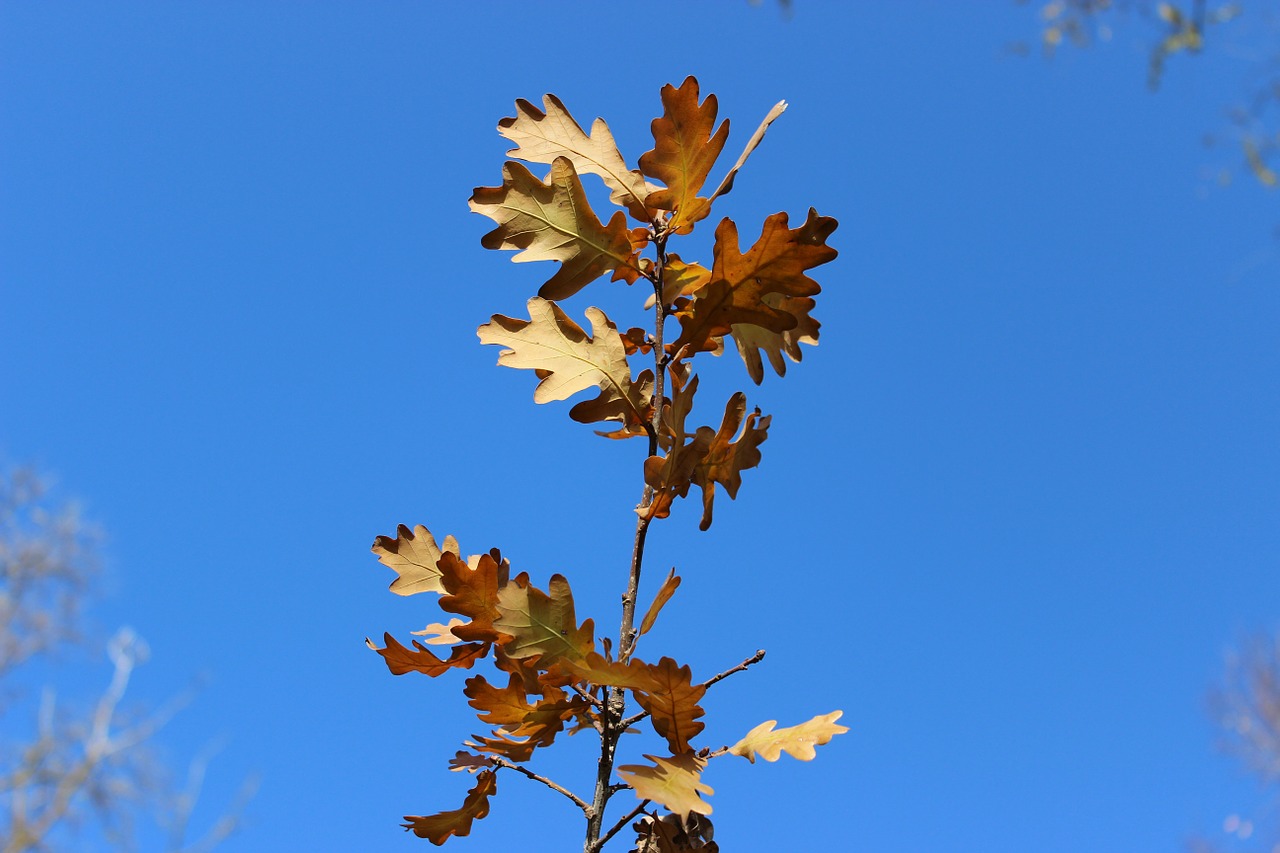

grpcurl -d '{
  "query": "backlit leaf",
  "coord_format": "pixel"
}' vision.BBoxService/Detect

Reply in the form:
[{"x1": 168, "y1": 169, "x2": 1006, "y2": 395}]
[
  {"x1": 372, "y1": 524, "x2": 459, "y2": 597},
  {"x1": 638, "y1": 569, "x2": 681, "y2": 636},
  {"x1": 438, "y1": 550, "x2": 510, "y2": 644},
  {"x1": 690, "y1": 394, "x2": 770, "y2": 531},
  {"x1": 729, "y1": 293, "x2": 819, "y2": 385},
  {"x1": 617, "y1": 752, "x2": 713, "y2": 817},
  {"x1": 499, "y1": 94, "x2": 656, "y2": 221},
  {"x1": 470, "y1": 158, "x2": 647, "y2": 300},
  {"x1": 494, "y1": 574, "x2": 595, "y2": 665},
  {"x1": 632, "y1": 657, "x2": 706, "y2": 753},
  {"x1": 706, "y1": 99, "x2": 788, "y2": 206},
  {"x1": 366, "y1": 633, "x2": 488, "y2": 677},
  {"x1": 728, "y1": 710, "x2": 849, "y2": 763},
  {"x1": 640, "y1": 77, "x2": 730, "y2": 235}
]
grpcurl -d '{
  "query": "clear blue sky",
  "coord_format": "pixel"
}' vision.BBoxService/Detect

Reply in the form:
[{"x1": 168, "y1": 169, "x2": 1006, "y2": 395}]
[{"x1": 2, "y1": 2, "x2": 1278, "y2": 851}]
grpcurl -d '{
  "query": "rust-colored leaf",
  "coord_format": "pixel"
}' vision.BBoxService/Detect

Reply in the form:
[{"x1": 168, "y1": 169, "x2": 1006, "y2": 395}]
[
  {"x1": 403, "y1": 768, "x2": 496, "y2": 844},
  {"x1": 632, "y1": 657, "x2": 706, "y2": 753},
  {"x1": 498, "y1": 94, "x2": 656, "y2": 221},
  {"x1": 438, "y1": 550, "x2": 510, "y2": 644},
  {"x1": 464, "y1": 673, "x2": 534, "y2": 729},
  {"x1": 640, "y1": 77, "x2": 730, "y2": 235},
  {"x1": 366, "y1": 633, "x2": 488, "y2": 677},
  {"x1": 469, "y1": 158, "x2": 647, "y2": 300},
  {"x1": 690, "y1": 393, "x2": 770, "y2": 531},
  {"x1": 447, "y1": 751, "x2": 493, "y2": 773},
  {"x1": 479, "y1": 298, "x2": 648, "y2": 431},
  {"x1": 639, "y1": 569, "x2": 682, "y2": 637},
  {"x1": 728, "y1": 710, "x2": 849, "y2": 764},
  {"x1": 617, "y1": 752, "x2": 713, "y2": 817},
  {"x1": 467, "y1": 731, "x2": 537, "y2": 763},
  {"x1": 730, "y1": 293, "x2": 819, "y2": 384},
  {"x1": 564, "y1": 651, "x2": 663, "y2": 693},
  {"x1": 494, "y1": 574, "x2": 595, "y2": 665},
  {"x1": 372, "y1": 523, "x2": 459, "y2": 597},
  {"x1": 631, "y1": 813, "x2": 718, "y2": 853},
  {"x1": 673, "y1": 209, "x2": 838, "y2": 356}
]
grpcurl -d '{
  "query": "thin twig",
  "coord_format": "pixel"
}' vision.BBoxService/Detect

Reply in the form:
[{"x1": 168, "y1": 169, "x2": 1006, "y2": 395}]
[
  {"x1": 620, "y1": 650, "x2": 767, "y2": 730},
  {"x1": 570, "y1": 683, "x2": 605, "y2": 711},
  {"x1": 591, "y1": 799, "x2": 651, "y2": 853},
  {"x1": 491, "y1": 757, "x2": 589, "y2": 813}
]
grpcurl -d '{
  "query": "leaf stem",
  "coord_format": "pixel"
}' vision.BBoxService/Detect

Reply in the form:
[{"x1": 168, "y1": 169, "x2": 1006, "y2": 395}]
[{"x1": 490, "y1": 757, "x2": 589, "y2": 813}]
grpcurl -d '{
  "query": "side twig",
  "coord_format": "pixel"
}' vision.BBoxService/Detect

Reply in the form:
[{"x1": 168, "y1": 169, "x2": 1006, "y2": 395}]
[{"x1": 490, "y1": 757, "x2": 589, "y2": 813}]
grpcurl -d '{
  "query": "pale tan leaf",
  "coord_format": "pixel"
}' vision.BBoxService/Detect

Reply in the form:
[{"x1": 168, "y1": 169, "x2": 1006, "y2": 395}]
[
  {"x1": 411, "y1": 618, "x2": 468, "y2": 645},
  {"x1": 617, "y1": 753, "x2": 713, "y2": 817},
  {"x1": 372, "y1": 524, "x2": 459, "y2": 597},
  {"x1": 499, "y1": 94, "x2": 656, "y2": 220},
  {"x1": 493, "y1": 573, "x2": 595, "y2": 665},
  {"x1": 728, "y1": 710, "x2": 848, "y2": 764}
]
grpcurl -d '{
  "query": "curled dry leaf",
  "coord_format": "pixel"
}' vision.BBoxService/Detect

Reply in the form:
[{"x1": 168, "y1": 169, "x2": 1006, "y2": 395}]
[
  {"x1": 402, "y1": 768, "x2": 497, "y2": 844},
  {"x1": 412, "y1": 618, "x2": 469, "y2": 645},
  {"x1": 706, "y1": 99, "x2": 788, "y2": 206},
  {"x1": 728, "y1": 710, "x2": 849, "y2": 764},
  {"x1": 469, "y1": 158, "x2": 647, "y2": 301},
  {"x1": 617, "y1": 752, "x2": 714, "y2": 817},
  {"x1": 638, "y1": 569, "x2": 682, "y2": 636},
  {"x1": 730, "y1": 293, "x2": 820, "y2": 385},
  {"x1": 366, "y1": 633, "x2": 488, "y2": 677}
]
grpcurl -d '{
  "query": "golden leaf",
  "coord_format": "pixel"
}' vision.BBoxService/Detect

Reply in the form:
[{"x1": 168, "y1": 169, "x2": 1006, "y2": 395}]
[
  {"x1": 469, "y1": 158, "x2": 647, "y2": 300},
  {"x1": 640, "y1": 77, "x2": 730, "y2": 235},
  {"x1": 411, "y1": 618, "x2": 468, "y2": 645},
  {"x1": 498, "y1": 94, "x2": 656, "y2": 221},
  {"x1": 638, "y1": 569, "x2": 681, "y2": 636},
  {"x1": 479, "y1": 298, "x2": 648, "y2": 430},
  {"x1": 494, "y1": 573, "x2": 595, "y2": 665},
  {"x1": 673, "y1": 209, "x2": 838, "y2": 356},
  {"x1": 617, "y1": 752, "x2": 713, "y2": 817},
  {"x1": 728, "y1": 710, "x2": 848, "y2": 763},
  {"x1": 372, "y1": 523, "x2": 459, "y2": 597},
  {"x1": 402, "y1": 768, "x2": 496, "y2": 843}
]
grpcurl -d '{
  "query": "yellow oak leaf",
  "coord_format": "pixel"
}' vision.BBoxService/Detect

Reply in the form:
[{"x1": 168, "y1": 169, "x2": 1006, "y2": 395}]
[
  {"x1": 494, "y1": 573, "x2": 595, "y2": 665},
  {"x1": 402, "y1": 768, "x2": 496, "y2": 843},
  {"x1": 673, "y1": 209, "x2": 838, "y2": 356},
  {"x1": 469, "y1": 158, "x2": 647, "y2": 300},
  {"x1": 478, "y1": 297, "x2": 648, "y2": 429},
  {"x1": 372, "y1": 523, "x2": 459, "y2": 597},
  {"x1": 617, "y1": 752, "x2": 713, "y2": 817},
  {"x1": 640, "y1": 77, "x2": 730, "y2": 235},
  {"x1": 728, "y1": 710, "x2": 849, "y2": 763},
  {"x1": 498, "y1": 94, "x2": 656, "y2": 221}
]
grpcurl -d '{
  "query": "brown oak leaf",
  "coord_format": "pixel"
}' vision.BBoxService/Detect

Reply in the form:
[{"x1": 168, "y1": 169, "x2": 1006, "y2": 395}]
[
  {"x1": 690, "y1": 393, "x2": 770, "y2": 531},
  {"x1": 729, "y1": 293, "x2": 820, "y2": 384},
  {"x1": 638, "y1": 569, "x2": 682, "y2": 637},
  {"x1": 438, "y1": 550, "x2": 510, "y2": 644},
  {"x1": 402, "y1": 768, "x2": 496, "y2": 843},
  {"x1": 494, "y1": 574, "x2": 595, "y2": 665},
  {"x1": 632, "y1": 657, "x2": 706, "y2": 754},
  {"x1": 366, "y1": 633, "x2": 488, "y2": 677},
  {"x1": 640, "y1": 77, "x2": 729, "y2": 235},
  {"x1": 617, "y1": 752, "x2": 713, "y2": 817}
]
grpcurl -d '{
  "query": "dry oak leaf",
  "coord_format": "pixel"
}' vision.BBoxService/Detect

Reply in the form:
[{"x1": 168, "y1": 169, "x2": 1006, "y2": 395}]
[
  {"x1": 673, "y1": 209, "x2": 838, "y2": 356},
  {"x1": 632, "y1": 656, "x2": 706, "y2": 754},
  {"x1": 438, "y1": 550, "x2": 510, "y2": 644},
  {"x1": 730, "y1": 292, "x2": 820, "y2": 385},
  {"x1": 466, "y1": 731, "x2": 538, "y2": 763},
  {"x1": 638, "y1": 569, "x2": 682, "y2": 637},
  {"x1": 706, "y1": 98, "x2": 788, "y2": 207},
  {"x1": 366, "y1": 633, "x2": 488, "y2": 677},
  {"x1": 403, "y1": 768, "x2": 496, "y2": 844},
  {"x1": 447, "y1": 751, "x2": 494, "y2": 773},
  {"x1": 640, "y1": 77, "x2": 729, "y2": 235},
  {"x1": 690, "y1": 392, "x2": 770, "y2": 532},
  {"x1": 464, "y1": 673, "x2": 534, "y2": 729},
  {"x1": 411, "y1": 618, "x2": 468, "y2": 645},
  {"x1": 493, "y1": 573, "x2": 595, "y2": 666},
  {"x1": 372, "y1": 523, "x2": 459, "y2": 597},
  {"x1": 617, "y1": 752, "x2": 714, "y2": 817},
  {"x1": 728, "y1": 710, "x2": 849, "y2": 764},
  {"x1": 479, "y1": 297, "x2": 648, "y2": 430},
  {"x1": 564, "y1": 651, "x2": 664, "y2": 694},
  {"x1": 498, "y1": 94, "x2": 656, "y2": 221},
  {"x1": 631, "y1": 813, "x2": 719, "y2": 853},
  {"x1": 642, "y1": 375, "x2": 713, "y2": 522},
  {"x1": 469, "y1": 158, "x2": 647, "y2": 301}
]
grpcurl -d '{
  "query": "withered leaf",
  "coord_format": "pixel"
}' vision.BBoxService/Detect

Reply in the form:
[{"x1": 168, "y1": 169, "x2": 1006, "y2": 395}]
[
  {"x1": 478, "y1": 297, "x2": 648, "y2": 430},
  {"x1": 631, "y1": 813, "x2": 718, "y2": 853},
  {"x1": 632, "y1": 657, "x2": 706, "y2": 754},
  {"x1": 366, "y1": 633, "x2": 488, "y2": 677},
  {"x1": 638, "y1": 569, "x2": 682, "y2": 637},
  {"x1": 372, "y1": 524, "x2": 459, "y2": 597},
  {"x1": 403, "y1": 768, "x2": 496, "y2": 844},
  {"x1": 706, "y1": 99, "x2": 788, "y2": 206},
  {"x1": 447, "y1": 751, "x2": 493, "y2": 773},
  {"x1": 494, "y1": 573, "x2": 595, "y2": 665},
  {"x1": 469, "y1": 158, "x2": 647, "y2": 300},
  {"x1": 640, "y1": 77, "x2": 729, "y2": 235},
  {"x1": 499, "y1": 94, "x2": 655, "y2": 221},
  {"x1": 690, "y1": 393, "x2": 770, "y2": 531},
  {"x1": 411, "y1": 618, "x2": 468, "y2": 645},
  {"x1": 617, "y1": 752, "x2": 713, "y2": 817},
  {"x1": 728, "y1": 710, "x2": 848, "y2": 764},
  {"x1": 729, "y1": 293, "x2": 819, "y2": 385},
  {"x1": 467, "y1": 731, "x2": 537, "y2": 763},
  {"x1": 673, "y1": 209, "x2": 838, "y2": 356},
  {"x1": 464, "y1": 674, "x2": 533, "y2": 729},
  {"x1": 564, "y1": 651, "x2": 663, "y2": 693},
  {"x1": 438, "y1": 550, "x2": 510, "y2": 644}
]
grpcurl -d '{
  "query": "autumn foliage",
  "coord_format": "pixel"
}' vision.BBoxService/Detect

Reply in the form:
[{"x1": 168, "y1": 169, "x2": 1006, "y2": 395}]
[{"x1": 368, "y1": 77, "x2": 845, "y2": 851}]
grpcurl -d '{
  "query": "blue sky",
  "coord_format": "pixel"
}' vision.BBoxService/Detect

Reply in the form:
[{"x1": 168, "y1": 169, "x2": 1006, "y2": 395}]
[{"x1": 2, "y1": 2, "x2": 1278, "y2": 851}]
